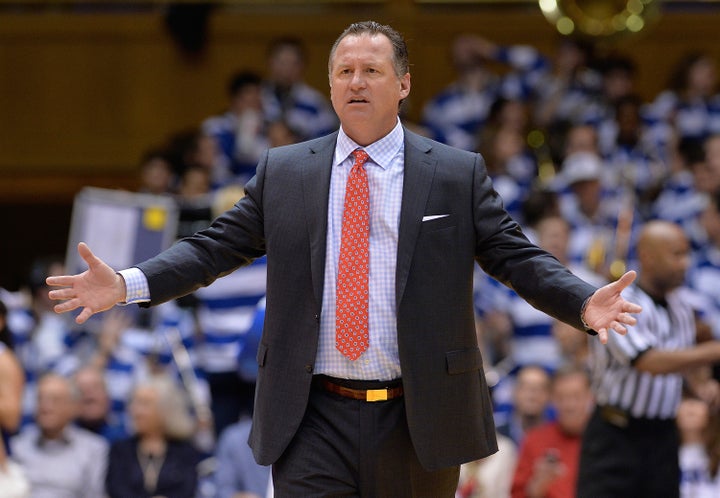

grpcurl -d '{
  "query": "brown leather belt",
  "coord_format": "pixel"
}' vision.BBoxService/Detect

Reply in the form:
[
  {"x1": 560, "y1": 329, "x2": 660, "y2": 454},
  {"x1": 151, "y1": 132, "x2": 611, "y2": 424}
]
[{"x1": 316, "y1": 377, "x2": 404, "y2": 402}]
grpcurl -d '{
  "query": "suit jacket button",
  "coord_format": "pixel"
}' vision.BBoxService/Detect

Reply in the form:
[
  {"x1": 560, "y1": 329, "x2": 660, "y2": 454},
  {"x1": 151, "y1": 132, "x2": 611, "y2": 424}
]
[
  {"x1": 305, "y1": 364, "x2": 314, "y2": 373},
  {"x1": 314, "y1": 314, "x2": 320, "y2": 321}
]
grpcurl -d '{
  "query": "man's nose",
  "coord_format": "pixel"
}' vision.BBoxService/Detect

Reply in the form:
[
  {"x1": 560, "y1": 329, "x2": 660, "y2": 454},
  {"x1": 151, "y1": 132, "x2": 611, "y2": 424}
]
[{"x1": 349, "y1": 71, "x2": 366, "y2": 89}]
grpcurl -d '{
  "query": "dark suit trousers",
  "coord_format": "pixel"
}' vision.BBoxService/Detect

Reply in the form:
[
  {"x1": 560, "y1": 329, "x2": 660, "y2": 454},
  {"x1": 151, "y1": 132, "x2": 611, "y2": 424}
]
[
  {"x1": 577, "y1": 406, "x2": 680, "y2": 498},
  {"x1": 272, "y1": 378, "x2": 460, "y2": 498}
]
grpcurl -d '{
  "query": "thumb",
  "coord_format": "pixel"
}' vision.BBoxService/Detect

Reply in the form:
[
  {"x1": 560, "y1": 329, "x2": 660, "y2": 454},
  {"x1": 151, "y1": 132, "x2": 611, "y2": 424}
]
[
  {"x1": 613, "y1": 270, "x2": 636, "y2": 292},
  {"x1": 78, "y1": 242, "x2": 101, "y2": 269}
]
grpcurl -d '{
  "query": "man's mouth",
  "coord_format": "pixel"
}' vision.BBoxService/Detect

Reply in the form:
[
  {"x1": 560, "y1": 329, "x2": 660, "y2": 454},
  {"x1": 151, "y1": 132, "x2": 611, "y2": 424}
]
[{"x1": 349, "y1": 98, "x2": 368, "y2": 104}]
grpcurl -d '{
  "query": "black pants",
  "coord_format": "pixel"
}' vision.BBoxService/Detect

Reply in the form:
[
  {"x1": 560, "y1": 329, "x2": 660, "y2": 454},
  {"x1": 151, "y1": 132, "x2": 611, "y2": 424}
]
[
  {"x1": 577, "y1": 406, "x2": 680, "y2": 498},
  {"x1": 272, "y1": 377, "x2": 460, "y2": 498}
]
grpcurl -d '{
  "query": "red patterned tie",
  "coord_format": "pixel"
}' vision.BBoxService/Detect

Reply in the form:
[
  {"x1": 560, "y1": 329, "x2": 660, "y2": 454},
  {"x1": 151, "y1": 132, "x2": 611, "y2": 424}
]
[{"x1": 336, "y1": 149, "x2": 370, "y2": 361}]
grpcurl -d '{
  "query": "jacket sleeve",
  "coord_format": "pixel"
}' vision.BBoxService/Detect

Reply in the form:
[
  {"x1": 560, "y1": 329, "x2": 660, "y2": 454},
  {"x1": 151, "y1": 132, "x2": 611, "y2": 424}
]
[
  {"x1": 136, "y1": 150, "x2": 269, "y2": 306},
  {"x1": 471, "y1": 153, "x2": 597, "y2": 331}
]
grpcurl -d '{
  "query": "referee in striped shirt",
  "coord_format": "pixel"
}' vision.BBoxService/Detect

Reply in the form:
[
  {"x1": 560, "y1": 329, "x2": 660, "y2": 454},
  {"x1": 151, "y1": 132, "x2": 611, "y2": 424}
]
[{"x1": 577, "y1": 220, "x2": 720, "y2": 497}]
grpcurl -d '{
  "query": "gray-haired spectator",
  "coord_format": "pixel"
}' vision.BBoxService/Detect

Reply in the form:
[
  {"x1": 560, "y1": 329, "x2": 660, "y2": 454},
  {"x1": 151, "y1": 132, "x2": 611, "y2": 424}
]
[
  {"x1": 105, "y1": 374, "x2": 201, "y2": 498},
  {"x1": 11, "y1": 373, "x2": 108, "y2": 498}
]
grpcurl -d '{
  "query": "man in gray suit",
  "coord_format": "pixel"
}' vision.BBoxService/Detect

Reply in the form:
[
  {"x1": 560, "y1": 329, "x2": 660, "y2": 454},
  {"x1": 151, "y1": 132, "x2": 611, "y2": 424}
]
[{"x1": 48, "y1": 21, "x2": 641, "y2": 497}]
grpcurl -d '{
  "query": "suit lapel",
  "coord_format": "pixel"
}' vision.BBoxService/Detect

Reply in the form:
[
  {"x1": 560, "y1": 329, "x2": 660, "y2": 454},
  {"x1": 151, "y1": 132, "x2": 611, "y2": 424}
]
[
  {"x1": 396, "y1": 130, "x2": 437, "y2": 306},
  {"x1": 303, "y1": 133, "x2": 337, "y2": 312}
]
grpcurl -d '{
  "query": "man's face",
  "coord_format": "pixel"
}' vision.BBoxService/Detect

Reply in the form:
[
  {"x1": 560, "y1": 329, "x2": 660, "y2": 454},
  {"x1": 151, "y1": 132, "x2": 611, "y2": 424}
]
[
  {"x1": 514, "y1": 368, "x2": 551, "y2": 417},
  {"x1": 75, "y1": 370, "x2": 109, "y2": 423},
  {"x1": 552, "y1": 374, "x2": 593, "y2": 436},
  {"x1": 647, "y1": 230, "x2": 690, "y2": 292},
  {"x1": 329, "y1": 33, "x2": 410, "y2": 146},
  {"x1": 36, "y1": 377, "x2": 77, "y2": 436},
  {"x1": 269, "y1": 46, "x2": 303, "y2": 88}
]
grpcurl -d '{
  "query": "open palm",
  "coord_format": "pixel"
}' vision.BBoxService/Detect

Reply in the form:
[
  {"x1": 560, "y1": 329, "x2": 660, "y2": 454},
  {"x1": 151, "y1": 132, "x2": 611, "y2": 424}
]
[{"x1": 46, "y1": 242, "x2": 126, "y2": 324}]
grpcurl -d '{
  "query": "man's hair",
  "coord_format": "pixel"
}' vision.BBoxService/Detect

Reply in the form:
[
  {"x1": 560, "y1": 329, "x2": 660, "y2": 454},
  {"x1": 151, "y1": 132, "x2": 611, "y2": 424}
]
[
  {"x1": 227, "y1": 70, "x2": 262, "y2": 98},
  {"x1": 552, "y1": 363, "x2": 591, "y2": 388},
  {"x1": 328, "y1": 21, "x2": 410, "y2": 78},
  {"x1": 267, "y1": 37, "x2": 306, "y2": 63}
]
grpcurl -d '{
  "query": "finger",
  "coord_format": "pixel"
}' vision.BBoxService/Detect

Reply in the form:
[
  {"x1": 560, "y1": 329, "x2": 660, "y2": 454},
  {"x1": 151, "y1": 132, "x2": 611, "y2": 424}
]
[
  {"x1": 610, "y1": 322, "x2": 628, "y2": 335},
  {"x1": 617, "y1": 313, "x2": 638, "y2": 326},
  {"x1": 623, "y1": 302, "x2": 643, "y2": 314},
  {"x1": 48, "y1": 288, "x2": 76, "y2": 301},
  {"x1": 46, "y1": 275, "x2": 77, "y2": 288},
  {"x1": 598, "y1": 328, "x2": 608, "y2": 344},
  {"x1": 76, "y1": 307, "x2": 94, "y2": 325},
  {"x1": 54, "y1": 298, "x2": 82, "y2": 314}
]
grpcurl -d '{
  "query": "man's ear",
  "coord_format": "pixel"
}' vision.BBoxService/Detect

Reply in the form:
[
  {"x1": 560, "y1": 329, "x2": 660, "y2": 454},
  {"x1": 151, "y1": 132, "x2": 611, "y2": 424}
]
[{"x1": 399, "y1": 73, "x2": 411, "y2": 100}]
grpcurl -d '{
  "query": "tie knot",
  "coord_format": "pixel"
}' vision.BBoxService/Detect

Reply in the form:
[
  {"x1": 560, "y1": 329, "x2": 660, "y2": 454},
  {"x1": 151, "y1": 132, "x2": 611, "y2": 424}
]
[{"x1": 352, "y1": 149, "x2": 369, "y2": 166}]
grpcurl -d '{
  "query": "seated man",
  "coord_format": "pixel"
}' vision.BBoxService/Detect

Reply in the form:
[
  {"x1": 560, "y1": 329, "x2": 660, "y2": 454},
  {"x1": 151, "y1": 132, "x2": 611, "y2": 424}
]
[
  {"x1": 511, "y1": 365, "x2": 594, "y2": 498},
  {"x1": 73, "y1": 365, "x2": 126, "y2": 442},
  {"x1": 215, "y1": 418, "x2": 271, "y2": 498},
  {"x1": 11, "y1": 373, "x2": 108, "y2": 498}
]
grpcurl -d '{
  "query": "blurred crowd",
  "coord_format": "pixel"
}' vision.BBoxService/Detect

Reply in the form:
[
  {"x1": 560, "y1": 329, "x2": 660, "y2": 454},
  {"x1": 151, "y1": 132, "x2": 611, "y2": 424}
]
[{"x1": 1, "y1": 31, "x2": 720, "y2": 497}]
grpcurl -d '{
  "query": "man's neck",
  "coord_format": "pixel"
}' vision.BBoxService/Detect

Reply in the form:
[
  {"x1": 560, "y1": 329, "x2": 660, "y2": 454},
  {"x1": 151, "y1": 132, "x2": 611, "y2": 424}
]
[{"x1": 637, "y1": 280, "x2": 668, "y2": 305}]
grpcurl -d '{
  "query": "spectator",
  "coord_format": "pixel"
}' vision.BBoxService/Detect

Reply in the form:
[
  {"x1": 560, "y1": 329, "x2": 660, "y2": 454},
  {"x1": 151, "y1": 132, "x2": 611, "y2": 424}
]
[
  {"x1": 601, "y1": 94, "x2": 668, "y2": 215},
  {"x1": 261, "y1": 37, "x2": 337, "y2": 141},
  {"x1": 266, "y1": 119, "x2": 300, "y2": 148},
  {"x1": 175, "y1": 164, "x2": 214, "y2": 240},
  {"x1": 511, "y1": 365, "x2": 594, "y2": 498},
  {"x1": 703, "y1": 403, "x2": 720, "y2": 495},
  {"x1": 654, "y1": 134, "x2": 720, "y2": 251},
  {"x1": 556, "y1": 151, "x2": 617, "y2": 276},
  {"x1": 456, "y1": 431, "x2": 517, "y2": 498},
  {"x1": 106, "y1": 374, "x2": 201, "y2": 498},
  {"x1": 11, "y1": 373, "x2": 108, "y2": 498},
  {"x1": 167, "y1": 128, "x2": 226, "y2": 190},
  {"x1": 202, "y1": 70, "x2": 267, "y2": 186},
  {"x1": 533, "y1": 37, "x2": 601, "y2": 128},
  {"x1": 422, "y1": 34, "x2": 546, "y2": 151},
  {"x1": 477, "y1": 98, "x2": 537, "y2": 220},
  {"x1": 495, "y1": 365, "x2": 552, "y2": 446},
  {"x1": 12, "y1": 257, "x2": 74, "y2": 428},
  {"x1": 677, "y1": 396, "x2": 714, "y2": 497},
  {"x1": 647, "y1": 52, "x2": 720, "y2": 144},
  {"x1": 0, "y1": 300, "x2": 24, "y2": 478},
  {"x1": 73, "y1": 365, "x2": 126, "y2": 442},
  {"x1": 552, "y1": 319, "x2": 590, "y2": 369},
  {"x1": 138, "y1": 148, "x2": 175, "y2": 196},
  {"x1": 690, "y1": 188, "x2": 720, "y2": 339},
  {"x1": 588, "y1": 54, "x2": 639, "y2": 135},
  {"x1": 214, "y1": 418, "x2": 271, "y2": 498}
]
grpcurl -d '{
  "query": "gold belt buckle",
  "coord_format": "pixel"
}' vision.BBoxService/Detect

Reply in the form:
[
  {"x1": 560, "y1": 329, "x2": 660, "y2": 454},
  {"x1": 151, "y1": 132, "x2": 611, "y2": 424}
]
[{"x1": 366, "y1": 388, "x2": 388, "y2": 402}]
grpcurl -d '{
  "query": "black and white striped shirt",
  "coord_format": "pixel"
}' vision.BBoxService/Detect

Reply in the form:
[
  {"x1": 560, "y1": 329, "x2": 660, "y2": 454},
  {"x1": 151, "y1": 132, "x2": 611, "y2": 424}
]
[{"x1": 589, "y1": 285, "x2": 696, "y2": 419}]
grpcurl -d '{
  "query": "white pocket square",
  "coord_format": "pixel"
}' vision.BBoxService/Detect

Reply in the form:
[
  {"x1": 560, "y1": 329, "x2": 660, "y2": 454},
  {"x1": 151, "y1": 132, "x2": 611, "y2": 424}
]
[{"x1": 422, "y1": 214, "x2": 450, "y2": 222}]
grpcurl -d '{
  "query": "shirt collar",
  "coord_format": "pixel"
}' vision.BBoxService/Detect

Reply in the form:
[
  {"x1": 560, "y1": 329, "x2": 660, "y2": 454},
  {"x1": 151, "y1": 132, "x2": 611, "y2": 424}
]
[
  {"x1": 335, "y1": 119, "x2": 404, "y2": 170},
  {"x1": 36, "y1": 425, "x2": 74, "y2": 447}
]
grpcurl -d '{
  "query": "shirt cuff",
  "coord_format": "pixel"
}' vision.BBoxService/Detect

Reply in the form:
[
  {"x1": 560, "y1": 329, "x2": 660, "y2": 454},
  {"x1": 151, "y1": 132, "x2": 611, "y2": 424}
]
[{"x1": 117, "y1": 268, "x2": 150, "y2": 304}]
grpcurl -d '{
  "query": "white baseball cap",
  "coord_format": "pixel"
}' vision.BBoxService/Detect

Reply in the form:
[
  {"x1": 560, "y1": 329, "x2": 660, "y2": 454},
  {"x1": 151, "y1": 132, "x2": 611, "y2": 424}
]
[{"x1": 561, "y1": 152, "x2": 603, "y2": 185}]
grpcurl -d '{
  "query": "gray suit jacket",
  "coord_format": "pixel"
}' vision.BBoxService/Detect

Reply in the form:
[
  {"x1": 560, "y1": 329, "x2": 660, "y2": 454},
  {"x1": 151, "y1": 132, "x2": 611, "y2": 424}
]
[{"x1": 136, "y1": 129, "x2": 596, "y2": 470}]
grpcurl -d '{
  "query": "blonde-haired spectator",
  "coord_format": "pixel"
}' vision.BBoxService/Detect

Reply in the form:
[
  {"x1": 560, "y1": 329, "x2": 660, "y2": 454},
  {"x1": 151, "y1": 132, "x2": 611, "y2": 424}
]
[{"x1": 105, "y1": 374, "x2": 201, "y2": 498}]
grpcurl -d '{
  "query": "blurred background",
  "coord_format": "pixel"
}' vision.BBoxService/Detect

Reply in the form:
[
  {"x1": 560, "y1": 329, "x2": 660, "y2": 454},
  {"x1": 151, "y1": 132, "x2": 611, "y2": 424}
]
[{"x1": 1, "y1": 0, "x2": 719, "y2": 291}]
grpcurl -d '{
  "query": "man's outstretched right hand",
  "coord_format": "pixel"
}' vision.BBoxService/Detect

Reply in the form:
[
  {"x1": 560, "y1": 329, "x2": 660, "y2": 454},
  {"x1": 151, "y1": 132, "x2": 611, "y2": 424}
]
[{"x1": 46, "y1": 242, "x2": 126, "y2": 324}]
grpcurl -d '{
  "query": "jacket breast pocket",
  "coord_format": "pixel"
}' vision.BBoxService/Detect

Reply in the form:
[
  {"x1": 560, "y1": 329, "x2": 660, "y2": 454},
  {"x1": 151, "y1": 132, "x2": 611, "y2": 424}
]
[
  {"x1": 446, "y1": 347, "x2": 482, "y2": 375},
  {"x1": 419, "y1": 214, "x2": 456, "y2": 234}
]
